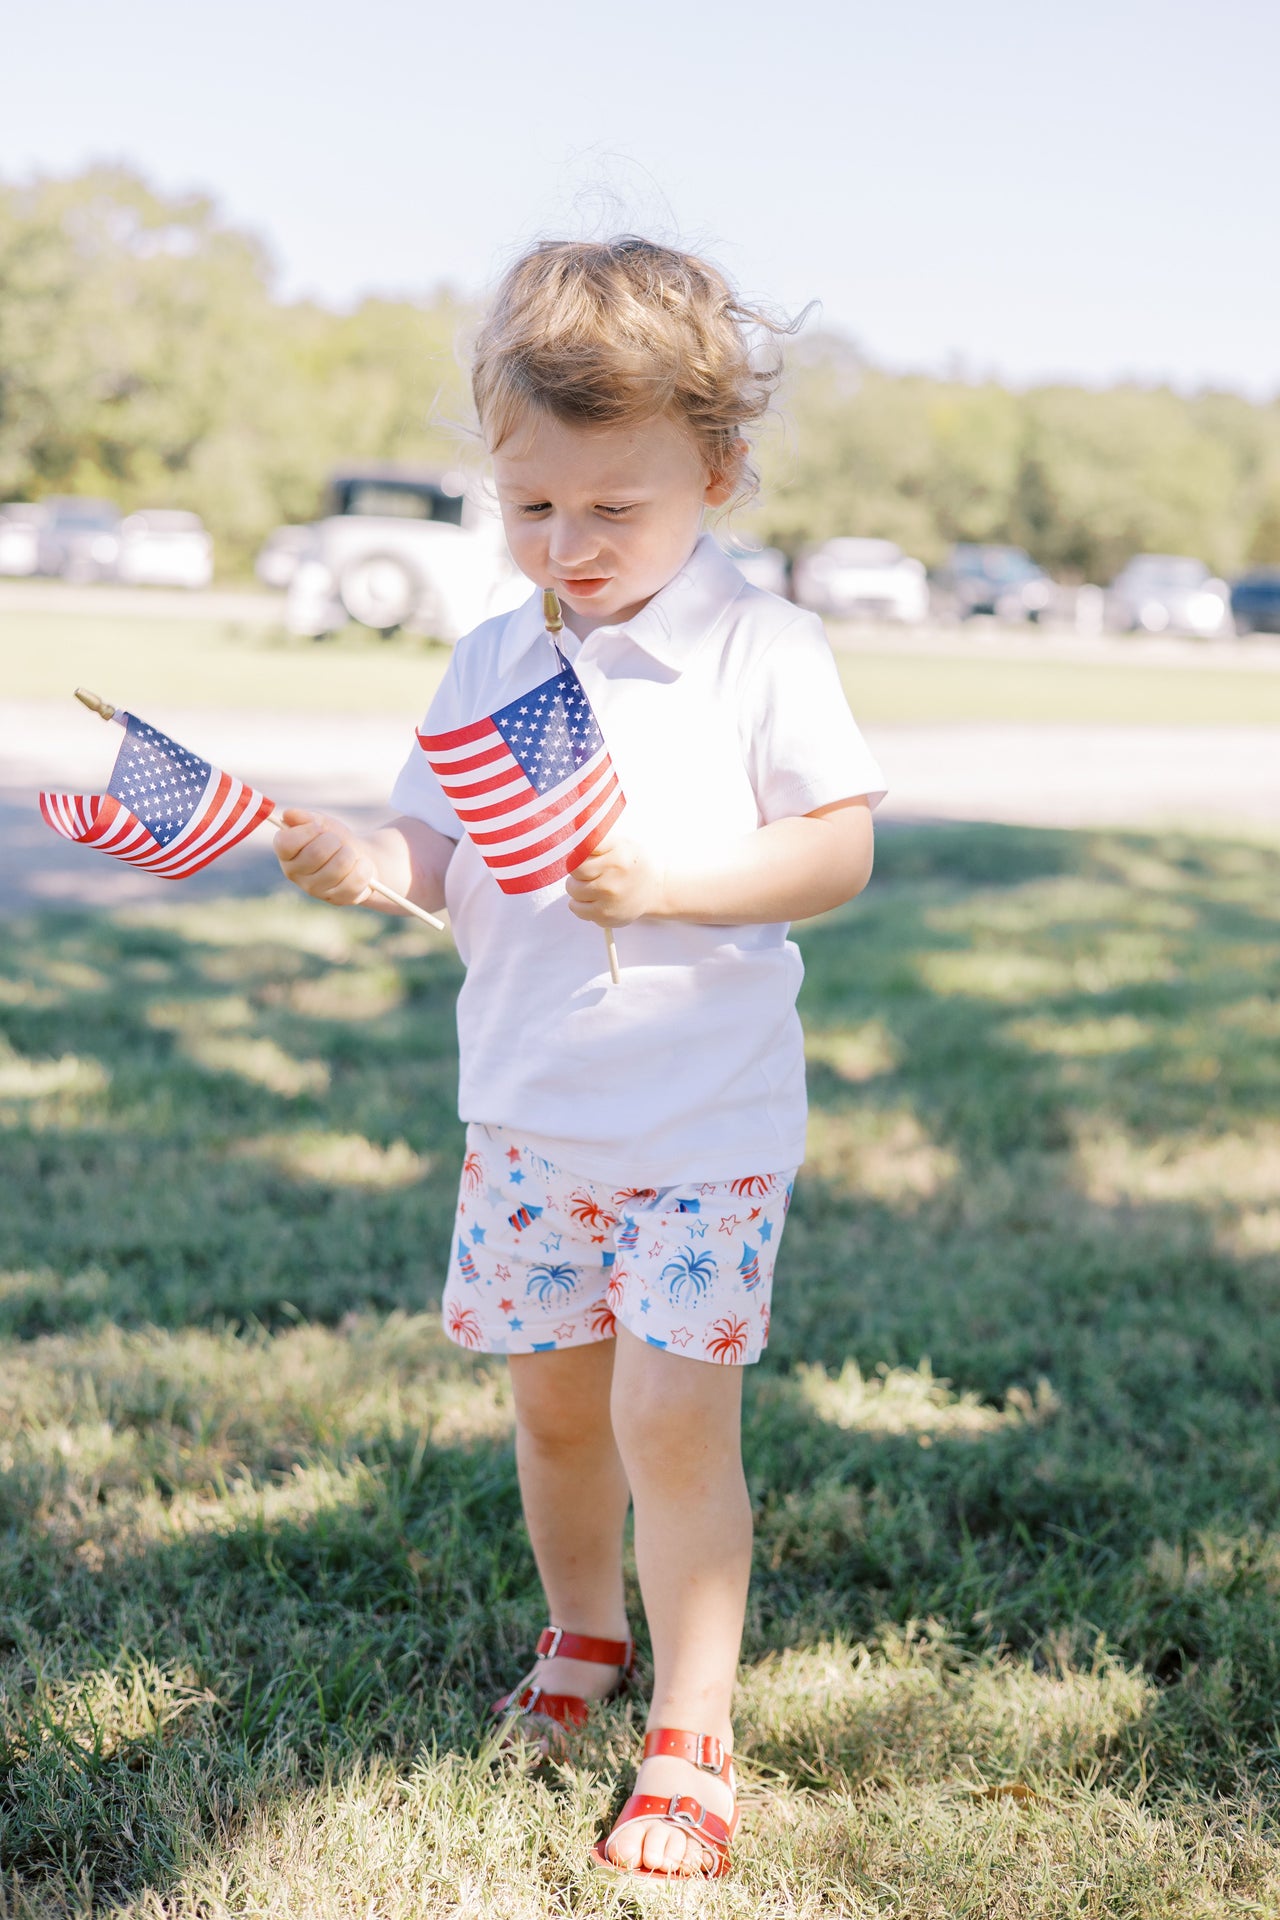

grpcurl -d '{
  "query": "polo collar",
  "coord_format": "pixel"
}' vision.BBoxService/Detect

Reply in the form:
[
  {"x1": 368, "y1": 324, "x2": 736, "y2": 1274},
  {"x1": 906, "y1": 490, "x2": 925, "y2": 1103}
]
[{"x1": 496, "y1": 532, "x2": 746, "y2": 678}]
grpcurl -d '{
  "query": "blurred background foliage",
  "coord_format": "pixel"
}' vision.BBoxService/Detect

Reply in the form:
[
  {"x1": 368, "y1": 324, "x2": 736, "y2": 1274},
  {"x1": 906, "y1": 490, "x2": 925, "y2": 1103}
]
[{"x1": 4, "y1": 165, "x2": 1280, "y2": 581}]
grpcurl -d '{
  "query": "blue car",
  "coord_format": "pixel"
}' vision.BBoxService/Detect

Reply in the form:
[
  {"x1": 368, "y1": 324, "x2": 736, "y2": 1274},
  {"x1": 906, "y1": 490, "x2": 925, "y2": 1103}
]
[{"x1": 1231, "y1": 568, "x2": 1280, "y2": 636}]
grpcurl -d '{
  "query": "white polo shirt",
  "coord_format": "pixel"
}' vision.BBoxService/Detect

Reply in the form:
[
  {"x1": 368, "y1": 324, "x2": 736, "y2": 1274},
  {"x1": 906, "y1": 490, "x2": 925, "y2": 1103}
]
[{"x1": 390, "y1": 532, "x2": 886, "y2": 1186}]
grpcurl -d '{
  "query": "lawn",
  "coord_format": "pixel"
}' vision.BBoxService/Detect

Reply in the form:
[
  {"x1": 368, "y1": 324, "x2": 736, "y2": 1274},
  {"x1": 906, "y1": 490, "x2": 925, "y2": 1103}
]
[
  {"x1": 3, "y1": 824, "x2": 1280, "y2": 1915},
  {"x1": 7, "y1": 606, "x2": 1280, "y2": 724}
]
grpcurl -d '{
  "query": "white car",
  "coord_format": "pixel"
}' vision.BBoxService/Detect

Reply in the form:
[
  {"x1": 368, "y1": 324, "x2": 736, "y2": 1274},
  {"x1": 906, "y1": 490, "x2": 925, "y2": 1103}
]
[
  {"x1": 274, "y1": 466, "x2": 528, "y2": 641},
  {"x1": 793, "y1": 538, "x2": 929, "y2": 623},
  {"x1": 717, "y1": 537, "x2": 790, "y2": 598},
  {"x1": 1107, "y1": 555, "x2": 1231, "y2": 637},
  {"x1": 0, "y1": 503, "x2": 45, "y2": 576},
  {"x1": 116, "y1": 510, "x2": 214, "y2": 589},
  {"x1": 255, "y1": 524, "x2": 313, "y2": 590}
]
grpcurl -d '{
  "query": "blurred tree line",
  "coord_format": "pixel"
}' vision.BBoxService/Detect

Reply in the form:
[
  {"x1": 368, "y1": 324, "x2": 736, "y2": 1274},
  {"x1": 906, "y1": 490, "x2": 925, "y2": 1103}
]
[{"x1": 3, "y1": 167, "x2": 1279, "y2": 581}]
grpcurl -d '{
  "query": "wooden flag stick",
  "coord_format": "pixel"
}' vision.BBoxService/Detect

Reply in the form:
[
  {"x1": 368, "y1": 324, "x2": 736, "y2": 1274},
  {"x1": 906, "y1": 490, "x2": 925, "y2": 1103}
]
[
  {"x1": 542, "y1": 593, "x2": 621, "y2": 987},
  {"x1": 73, "y1": 689, "x2": 445, "y2": 933}
]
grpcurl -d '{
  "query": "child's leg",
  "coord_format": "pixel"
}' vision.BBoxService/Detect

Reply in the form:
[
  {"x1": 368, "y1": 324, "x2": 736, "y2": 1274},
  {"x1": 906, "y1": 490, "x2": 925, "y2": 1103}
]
[
  {"x1": 506, "y1": 1341, "x2": 632, "y2": 1700},
  {"x1": 605, "y1": 1326, "x2": 751, "y2": 1874}
]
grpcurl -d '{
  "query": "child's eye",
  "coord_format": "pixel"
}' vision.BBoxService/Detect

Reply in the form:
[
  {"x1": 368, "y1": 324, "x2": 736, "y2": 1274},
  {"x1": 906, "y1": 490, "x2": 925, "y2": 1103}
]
[
  {"x1": 517, "y1": 502, "x2": 552, "y2": 517},
  {"x1": 596, "y1": 505, "x2": 635, "y2": 518}
]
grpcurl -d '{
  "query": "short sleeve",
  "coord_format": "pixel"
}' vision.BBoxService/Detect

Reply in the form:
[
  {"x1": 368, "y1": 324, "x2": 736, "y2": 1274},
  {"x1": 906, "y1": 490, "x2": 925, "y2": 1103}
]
[
  {"x1": 744, "y1": 614, "x2": 887, "y2": 822},
  {"x1": 388, "y1": 655, "x2": 466, "y2": 840}
]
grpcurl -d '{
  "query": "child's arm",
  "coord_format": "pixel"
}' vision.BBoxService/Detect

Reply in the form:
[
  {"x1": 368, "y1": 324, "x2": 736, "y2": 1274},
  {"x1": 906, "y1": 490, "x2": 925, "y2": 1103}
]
[
  {"x1": 565, "y1": 796, "x2": 874, "y2": 929},
  {"x1": 274, "y1": 808, "x2": 455, "y2": 916}
]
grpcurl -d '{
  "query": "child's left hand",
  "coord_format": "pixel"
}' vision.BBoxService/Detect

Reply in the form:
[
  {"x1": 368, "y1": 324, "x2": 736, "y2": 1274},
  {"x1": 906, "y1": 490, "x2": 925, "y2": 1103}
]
[{"x1": 565, "y1": 837, "x2": 667, "y2": 927}]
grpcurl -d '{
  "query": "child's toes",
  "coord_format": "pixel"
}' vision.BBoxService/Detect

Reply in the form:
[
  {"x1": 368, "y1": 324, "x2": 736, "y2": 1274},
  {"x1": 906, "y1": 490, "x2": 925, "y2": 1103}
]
[
  {"x1": 640, "y1": 1821, "x2": 683, "y2": 1873},
  {"x1": 645, "y1": 1821, "x2": 708, "y2": 1875}
]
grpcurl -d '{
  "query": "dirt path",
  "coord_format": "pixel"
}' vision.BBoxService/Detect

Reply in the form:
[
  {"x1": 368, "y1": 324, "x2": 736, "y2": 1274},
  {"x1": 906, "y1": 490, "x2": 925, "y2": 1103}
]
[{"x1": 2, "y1": 701, "x2": 1276, "y2": 914}]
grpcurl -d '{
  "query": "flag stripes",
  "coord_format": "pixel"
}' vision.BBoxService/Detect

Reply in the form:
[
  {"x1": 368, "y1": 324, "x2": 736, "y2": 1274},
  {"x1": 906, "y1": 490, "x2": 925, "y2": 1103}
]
[
  {"x1": 39, "y1": 715, "x2": 274, "y2": 880},
  {"x1": 418, "y1": 658, "x2": 625, "y2": 895}
]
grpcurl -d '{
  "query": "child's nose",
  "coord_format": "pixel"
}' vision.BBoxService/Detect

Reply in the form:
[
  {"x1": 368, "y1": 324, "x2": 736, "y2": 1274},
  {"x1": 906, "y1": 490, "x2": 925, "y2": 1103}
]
[{"x1": 546, "y1": 516, "x2": 601, "y2": 567}]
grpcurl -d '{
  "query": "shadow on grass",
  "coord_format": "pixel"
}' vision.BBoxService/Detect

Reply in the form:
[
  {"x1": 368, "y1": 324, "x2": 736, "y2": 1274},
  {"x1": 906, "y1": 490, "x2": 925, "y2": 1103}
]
[{"x1": 2, "y1": 821, "x2": 1280, "y2": 1907}]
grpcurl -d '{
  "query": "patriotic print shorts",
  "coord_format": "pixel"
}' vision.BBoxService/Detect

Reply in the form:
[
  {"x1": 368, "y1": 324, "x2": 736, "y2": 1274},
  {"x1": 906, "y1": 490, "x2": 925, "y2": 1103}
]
[{"x1": 442, "y1": 1124, "x2": 796, "y2": 1366}]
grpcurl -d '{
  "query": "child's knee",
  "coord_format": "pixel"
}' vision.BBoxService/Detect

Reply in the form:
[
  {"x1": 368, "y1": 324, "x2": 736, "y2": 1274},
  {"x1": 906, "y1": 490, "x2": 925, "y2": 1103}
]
[
  {"x1": 509, "y1": 1351, "x2": 612, "y2": 1454},
  {"x1": 610, "y1": 1352, "x2": 743, "y2": 1484}
]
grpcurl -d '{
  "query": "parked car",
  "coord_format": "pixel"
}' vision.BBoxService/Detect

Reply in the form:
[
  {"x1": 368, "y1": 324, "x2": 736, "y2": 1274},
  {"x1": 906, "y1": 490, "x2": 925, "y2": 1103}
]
[
  {"x1": 0, "y1": 503, "x2": 46, "y2": 576},
  {"x1": 1230, "y1": 567, "x2": 1280, "y2": 636},
  {"x1": 36, "y1": 497, "x2": 122, "y2": 582},
  {"x1": 115, "y1": 510, "x2": 213, "y2": 588},
  {"x1": 255, "y1": 524, "x2": 313, "y2": 590},
  {"x1": 716, "y1": 537, "x2": 790, "y2": 598},
  {"x1": 932, "y1": 544, "x2": 1053, "y2": 621},
  {"x1": 1107, "y1": 555, "x2": 1231, "y2": 637},
  {"x1": 277, "y1": 465, "x2": 528, "y2": 640},
  {"x1": 793, "y1": 538, "x2": 928, "y2": 623}
]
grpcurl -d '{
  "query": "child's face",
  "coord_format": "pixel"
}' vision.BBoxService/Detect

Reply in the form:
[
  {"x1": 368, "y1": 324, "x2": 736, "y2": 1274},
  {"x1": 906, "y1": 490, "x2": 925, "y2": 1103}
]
[{"x1": 490, "y1": 410, "x2": 733, "y2": 635}]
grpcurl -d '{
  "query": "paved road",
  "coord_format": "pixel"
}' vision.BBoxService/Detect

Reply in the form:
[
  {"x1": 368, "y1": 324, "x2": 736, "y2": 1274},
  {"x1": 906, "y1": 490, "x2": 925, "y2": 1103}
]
[{"x1": 2, "y1": 699, "x2": 1275, "y2": 915}]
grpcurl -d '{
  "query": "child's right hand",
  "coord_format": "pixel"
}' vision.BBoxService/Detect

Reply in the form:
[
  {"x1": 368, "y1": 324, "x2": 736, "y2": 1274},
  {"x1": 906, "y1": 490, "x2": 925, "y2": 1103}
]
[{"x1": 273, "y1": 808, "x2": 376, "y2": 907}]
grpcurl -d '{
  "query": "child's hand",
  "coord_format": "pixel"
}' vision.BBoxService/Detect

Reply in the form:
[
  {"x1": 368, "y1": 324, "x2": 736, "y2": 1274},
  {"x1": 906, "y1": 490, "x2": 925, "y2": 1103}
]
[
  {"x1": 565, "y1": 837, "x2": 666, "y2": 927},
  {"x1": 273, "y1": 807, "x2": 376, "y2": 907}
]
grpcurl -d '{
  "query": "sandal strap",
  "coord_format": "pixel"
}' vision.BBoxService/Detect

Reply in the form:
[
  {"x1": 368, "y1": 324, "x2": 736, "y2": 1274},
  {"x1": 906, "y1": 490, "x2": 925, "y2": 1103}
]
[
  {"x1": 494, "y1": 1683, "x2": 591, "y2": 1728},
  {"x1": 642, "y1": 1725, "x2": 735, "y2": 1785},
  {"x1": 603, "y1": 1792, "x2": 735, "y2": 1869},
  {"x1": 536, "y1": 1625, "x2": 634, "y2": 1670}
]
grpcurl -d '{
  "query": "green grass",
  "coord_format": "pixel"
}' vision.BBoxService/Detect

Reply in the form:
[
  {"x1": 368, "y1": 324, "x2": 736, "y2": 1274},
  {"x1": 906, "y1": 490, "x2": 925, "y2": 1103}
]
[
  {"x1": 836, "y1": 646, "x2": 1280, "y2": 725},
  {"x1": 3, "y1": 824, "x2": 1280, "y2": 1914},
  {"x1": 7, "y1": 606, "x2": 1280, "y2": 723},
  {"x1": 1, "y1": 613, "x2": 453, "y2": 719}
]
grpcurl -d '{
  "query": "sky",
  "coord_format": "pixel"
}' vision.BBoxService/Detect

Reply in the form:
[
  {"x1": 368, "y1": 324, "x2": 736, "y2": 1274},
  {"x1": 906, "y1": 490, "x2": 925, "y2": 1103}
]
[{"x1": 5, "y1": 0, "x2": 1278, "y2": 395}]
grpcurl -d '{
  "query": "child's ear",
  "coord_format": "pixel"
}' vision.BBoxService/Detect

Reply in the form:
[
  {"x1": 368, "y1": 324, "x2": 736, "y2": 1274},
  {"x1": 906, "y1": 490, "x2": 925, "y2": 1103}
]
[{"x1": 704, "y1": 438, "x2": 749, "y2": 507}]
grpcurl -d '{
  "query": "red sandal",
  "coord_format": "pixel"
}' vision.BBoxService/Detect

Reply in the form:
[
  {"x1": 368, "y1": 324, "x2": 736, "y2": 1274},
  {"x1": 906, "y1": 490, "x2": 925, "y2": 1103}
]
[
  {"x1": 492, "y1": 1625, "x2": 634, "y2": 1750},
  {"x1": 590, "y1": 1727, "x2": 739, "y2": 1879}
]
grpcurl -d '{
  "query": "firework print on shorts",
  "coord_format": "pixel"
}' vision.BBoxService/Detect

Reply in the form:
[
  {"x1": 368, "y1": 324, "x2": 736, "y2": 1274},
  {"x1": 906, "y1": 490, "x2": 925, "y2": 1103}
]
[{"x1": 442, "y1": 1124, "x2": 796, "y2": 1366}]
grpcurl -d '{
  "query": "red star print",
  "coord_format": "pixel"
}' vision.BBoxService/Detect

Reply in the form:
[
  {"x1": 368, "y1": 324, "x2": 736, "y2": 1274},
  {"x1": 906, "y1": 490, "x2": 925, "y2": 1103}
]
[
  {"x1": 648, "y1": 1240, "x2": 664, "y2": 1258},
  {"x1": 698, "y1": 1183, "x2": 717, "y2": 1196},
  {"x1": 718, "y1": 1215, "x2": 738, "y2": 1236},
  {"x1": 669, "y1": 1326, "x2": 694, "y2": 1349},
  {"x1": 554, "y1": 1322, "x2": 576, "y2": 1342},
  {"x1": 591, "y1": 1233, "x2": 605, "y2": 1245},
  {"x1": 495, "y1": 1263, "x2": 511, "y2": 1281},
  {"x1": 506, "y1": 1146, "x2": 521, "y2": 1163},
  {"x1": 498, "y1": 1297, "x2": 513, "y2": 1312},
  {"x1": 748, "y1": 1206, "x2": 762, "y2": 1222}
]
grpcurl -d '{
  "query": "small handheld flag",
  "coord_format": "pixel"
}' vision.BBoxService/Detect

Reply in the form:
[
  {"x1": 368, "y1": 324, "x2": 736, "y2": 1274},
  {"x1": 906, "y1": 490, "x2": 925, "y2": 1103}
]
[
  {"x1": 40, "y1": 699, "x2": 274, "y2": 877},
  {"x1": 417, "y1": 589, "x2": 623, "y2": 981},
  {"x1": 40, "y1": 690, "x2": 446, "y2": 931}
]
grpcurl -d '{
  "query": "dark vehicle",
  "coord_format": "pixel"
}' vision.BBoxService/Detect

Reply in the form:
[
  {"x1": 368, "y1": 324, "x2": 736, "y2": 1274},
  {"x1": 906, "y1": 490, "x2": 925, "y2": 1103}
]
[
  {"x1": 36, "y1": 496, "x2": 123, "y2": 582},
  {"x1": 933, "y1": 543, "x2": 1053, "y2": 621},
  {"x1": 1231, "y1": 568, "x2": 1280, "y2": 636}
]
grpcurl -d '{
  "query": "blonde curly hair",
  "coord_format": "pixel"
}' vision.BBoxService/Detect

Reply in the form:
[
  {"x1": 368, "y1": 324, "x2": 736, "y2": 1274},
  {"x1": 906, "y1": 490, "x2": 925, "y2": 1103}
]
[{"x1": 472, "y1": 237, "x2": 791, "y2": 506}]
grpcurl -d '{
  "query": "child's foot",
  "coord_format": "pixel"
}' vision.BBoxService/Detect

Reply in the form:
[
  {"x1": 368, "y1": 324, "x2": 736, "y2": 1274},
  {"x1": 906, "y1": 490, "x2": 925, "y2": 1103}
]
[
  {"x1": 603, "y1": 1740, "x2": 736, "y2": 1876},
  {"x1": 517, "y1": 1649, "x2": 626, "y2": 1708},
  {"x1": 495, "y1": 1633, "x2": 631, "y2": 1754}
]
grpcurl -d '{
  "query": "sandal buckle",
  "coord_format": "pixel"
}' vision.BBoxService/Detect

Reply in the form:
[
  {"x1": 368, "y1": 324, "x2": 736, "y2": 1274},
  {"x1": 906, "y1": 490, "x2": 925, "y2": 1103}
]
[
  {"x1": 667, "y1": 1794, "x2": 703, "y2": 1826},
  {"x1": 513, "y1": 1683, "x2": 543, "y2": 1714},
  {"x1": 697, "y1": 1735, "x2": 725, "y2": 1773},
  {"x1": 541, "y1": 1627, "x2": 564, "y2": 1660}
]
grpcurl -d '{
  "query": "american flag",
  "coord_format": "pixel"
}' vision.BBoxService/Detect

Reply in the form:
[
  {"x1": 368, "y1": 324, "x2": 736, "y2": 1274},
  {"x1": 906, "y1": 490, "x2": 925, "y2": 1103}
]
[
  {"x1": 418, "y1": 658, "x2": 624, "y2": 894},
  {"x1": 39, "y1": 713, "x2": 275, "y2": 879}
]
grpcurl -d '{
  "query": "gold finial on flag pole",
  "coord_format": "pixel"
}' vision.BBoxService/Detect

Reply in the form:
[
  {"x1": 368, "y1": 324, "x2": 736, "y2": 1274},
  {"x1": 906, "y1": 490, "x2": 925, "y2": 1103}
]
[{"x1": 75, "y1": 687, "x2": 117, "y2": 721}]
